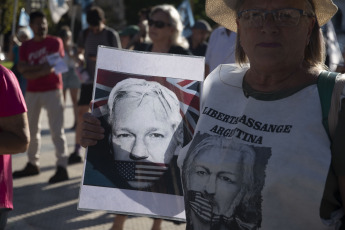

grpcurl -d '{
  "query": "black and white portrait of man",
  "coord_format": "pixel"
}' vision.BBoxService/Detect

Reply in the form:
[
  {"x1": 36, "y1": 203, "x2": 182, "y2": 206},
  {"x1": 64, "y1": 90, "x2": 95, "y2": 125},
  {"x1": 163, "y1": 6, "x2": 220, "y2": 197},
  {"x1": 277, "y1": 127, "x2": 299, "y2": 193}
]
[
  {"x1": 84, "y1": 78, "x2": 185, "y2": 195},
  {"x1": 182, "y1": 134, "x2": 271, "y2": 230},
  {"x1": 107, "y1": 78, "x2": 183, "y2": 190}
]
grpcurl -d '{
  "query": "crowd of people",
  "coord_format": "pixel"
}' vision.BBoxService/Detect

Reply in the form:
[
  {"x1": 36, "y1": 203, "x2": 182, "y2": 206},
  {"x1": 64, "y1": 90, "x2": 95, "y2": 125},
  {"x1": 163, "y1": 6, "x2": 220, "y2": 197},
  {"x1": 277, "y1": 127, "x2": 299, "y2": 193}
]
[{"x1": 1, "y1": 0, "x2": 345, "y2": 229}]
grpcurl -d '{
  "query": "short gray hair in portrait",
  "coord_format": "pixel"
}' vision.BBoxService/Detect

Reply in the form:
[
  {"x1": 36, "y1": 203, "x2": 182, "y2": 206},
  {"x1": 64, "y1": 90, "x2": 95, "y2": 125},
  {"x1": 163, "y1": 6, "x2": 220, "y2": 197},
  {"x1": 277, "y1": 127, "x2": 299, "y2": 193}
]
[
  {"x1": 205, "y1": 0, "x2": 338, "y2": 69},
  {"x1": 107, "y1": 78, "x2": 182, "y2": 132},
  {"x1": 184, "y1": 136, "x2": 256, "y2": 216},
  {"x1": 150, "y1": 4, "x2": 189, "y2": 49}
]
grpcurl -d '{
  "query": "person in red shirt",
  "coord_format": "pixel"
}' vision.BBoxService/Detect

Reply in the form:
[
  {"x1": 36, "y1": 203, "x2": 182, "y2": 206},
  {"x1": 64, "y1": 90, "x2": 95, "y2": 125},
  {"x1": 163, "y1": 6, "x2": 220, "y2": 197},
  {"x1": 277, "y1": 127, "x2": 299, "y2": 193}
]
[
  {"x1": 0, "y1": 64, "x2": 30, "y2": 229},
  {"x1": 13, "y1": 11, "x2": 69, "y2": 183}
]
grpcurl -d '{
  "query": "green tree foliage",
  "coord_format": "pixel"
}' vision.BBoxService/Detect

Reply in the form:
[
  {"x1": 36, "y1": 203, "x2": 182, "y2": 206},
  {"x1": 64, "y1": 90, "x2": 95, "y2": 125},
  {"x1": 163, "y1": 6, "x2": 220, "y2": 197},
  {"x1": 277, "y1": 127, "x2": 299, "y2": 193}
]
[{"x1": 0, "y1": 0, "x2": 26, "y2": 34}]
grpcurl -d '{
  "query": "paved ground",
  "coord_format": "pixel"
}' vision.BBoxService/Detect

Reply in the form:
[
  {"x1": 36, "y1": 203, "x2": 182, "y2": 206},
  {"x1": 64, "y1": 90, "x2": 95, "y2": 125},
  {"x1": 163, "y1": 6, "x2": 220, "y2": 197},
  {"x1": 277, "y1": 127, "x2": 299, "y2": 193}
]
[{"x1": 8, "y1": 93, "x2": 186, "y2": 230}]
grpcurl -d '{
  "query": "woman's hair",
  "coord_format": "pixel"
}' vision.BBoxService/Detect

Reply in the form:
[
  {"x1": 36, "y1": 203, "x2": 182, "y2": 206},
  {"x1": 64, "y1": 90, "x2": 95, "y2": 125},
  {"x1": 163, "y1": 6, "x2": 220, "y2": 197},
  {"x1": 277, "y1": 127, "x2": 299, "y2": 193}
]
[
  {"x1": 149, "y1": 4, "x2": 189, "y2": 49},
  {"x1": 235, "y1": 0, "x2": 326, "y2": 70},
  {"x1": 107, "y1": 78, "x2": 183, "y2": 137}
]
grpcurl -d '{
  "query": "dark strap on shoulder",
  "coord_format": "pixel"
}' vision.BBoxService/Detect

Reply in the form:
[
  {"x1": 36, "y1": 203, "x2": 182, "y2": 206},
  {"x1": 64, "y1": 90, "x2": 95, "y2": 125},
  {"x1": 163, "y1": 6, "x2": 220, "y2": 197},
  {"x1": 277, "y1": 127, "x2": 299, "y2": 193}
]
[
  {"x1": 317, "y1": 71, "x2": 338, "y2": 138},
  {"x1": 105, "y1": 27, "x2": 115, "y2": 46}
]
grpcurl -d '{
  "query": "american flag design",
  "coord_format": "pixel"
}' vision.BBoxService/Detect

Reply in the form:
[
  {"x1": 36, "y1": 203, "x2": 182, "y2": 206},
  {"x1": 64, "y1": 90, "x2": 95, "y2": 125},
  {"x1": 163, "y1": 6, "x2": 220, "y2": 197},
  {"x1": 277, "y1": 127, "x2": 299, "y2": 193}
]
[
  {"x1": 114, "y1": 161, "x2": 169, "y2": 182},
  {"x1": 188, "y1": 190, "x2": 236, "y2": 226},
  {"x1": 91, "y1": 69, "x2": 201, "y2": 137}
]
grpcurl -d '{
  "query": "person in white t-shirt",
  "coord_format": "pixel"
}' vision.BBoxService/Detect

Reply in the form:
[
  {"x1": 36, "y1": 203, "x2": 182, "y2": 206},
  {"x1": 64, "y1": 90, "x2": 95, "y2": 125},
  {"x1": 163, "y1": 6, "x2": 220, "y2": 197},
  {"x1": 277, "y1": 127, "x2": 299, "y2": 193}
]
[
  {"x1": 204, "y1": 26, "x2": 237, "y2": 76},
  {"x1": 78, "y1": 0, "x2": 345, "y2": 229}
]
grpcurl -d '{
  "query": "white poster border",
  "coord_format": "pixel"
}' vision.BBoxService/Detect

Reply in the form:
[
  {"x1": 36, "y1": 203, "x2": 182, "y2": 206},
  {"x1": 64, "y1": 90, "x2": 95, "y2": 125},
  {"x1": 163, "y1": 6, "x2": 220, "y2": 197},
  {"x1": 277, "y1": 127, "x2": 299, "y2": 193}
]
[{"x1": 78, "y1": 46, "x2": 204, "y2": 221}]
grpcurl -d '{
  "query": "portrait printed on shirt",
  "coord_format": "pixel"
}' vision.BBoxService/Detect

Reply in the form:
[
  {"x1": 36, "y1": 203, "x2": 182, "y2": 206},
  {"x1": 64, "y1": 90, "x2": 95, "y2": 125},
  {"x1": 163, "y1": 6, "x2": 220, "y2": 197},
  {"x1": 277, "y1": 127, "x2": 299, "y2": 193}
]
[
  {"x1": 182, "y1": 133, "x2": 272, "y2": 230},
  {"x1": 83, "y1": 68, "x2": 200, "y2": 196}
]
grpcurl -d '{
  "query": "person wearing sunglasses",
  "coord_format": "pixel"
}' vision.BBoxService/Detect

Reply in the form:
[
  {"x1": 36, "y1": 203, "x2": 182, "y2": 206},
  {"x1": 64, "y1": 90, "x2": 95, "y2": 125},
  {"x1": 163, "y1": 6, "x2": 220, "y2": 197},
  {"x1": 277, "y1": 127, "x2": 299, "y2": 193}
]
[{"x1": 134, "y1": 4, "x2": 191, "y2": 56}]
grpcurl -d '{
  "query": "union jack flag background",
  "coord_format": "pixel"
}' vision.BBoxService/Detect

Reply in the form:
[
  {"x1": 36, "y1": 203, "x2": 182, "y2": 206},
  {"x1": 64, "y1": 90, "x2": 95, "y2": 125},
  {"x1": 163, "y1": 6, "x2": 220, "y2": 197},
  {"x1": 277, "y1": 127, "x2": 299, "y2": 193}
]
[{"x1": 92, "y1": 68, "x2": 201, "y2": 139}]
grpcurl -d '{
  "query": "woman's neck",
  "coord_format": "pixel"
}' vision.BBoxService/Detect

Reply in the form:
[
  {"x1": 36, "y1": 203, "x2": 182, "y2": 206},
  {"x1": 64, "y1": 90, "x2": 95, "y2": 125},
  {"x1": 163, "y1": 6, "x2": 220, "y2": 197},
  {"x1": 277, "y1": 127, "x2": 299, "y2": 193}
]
[
  {"x1": 151, "y1": 40, "x2": 172, "y2": 53},
  {"x1": 244, "y1": 64, "x2": 320, "y2": 93}
]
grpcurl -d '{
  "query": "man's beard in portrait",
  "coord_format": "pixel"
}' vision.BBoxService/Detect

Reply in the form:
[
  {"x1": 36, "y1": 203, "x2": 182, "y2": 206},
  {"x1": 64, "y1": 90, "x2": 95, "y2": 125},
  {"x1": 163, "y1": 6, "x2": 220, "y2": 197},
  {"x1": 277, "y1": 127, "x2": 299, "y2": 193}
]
[
  {"x1": 187, "y1": 190, "x2": 234, "y2": 225},
  {"x1": 187, "y1": 190, "x2": 257, "y2": 230},
  {"x1": 114, "y1": 160, "x2": 169, "y2": 189}
]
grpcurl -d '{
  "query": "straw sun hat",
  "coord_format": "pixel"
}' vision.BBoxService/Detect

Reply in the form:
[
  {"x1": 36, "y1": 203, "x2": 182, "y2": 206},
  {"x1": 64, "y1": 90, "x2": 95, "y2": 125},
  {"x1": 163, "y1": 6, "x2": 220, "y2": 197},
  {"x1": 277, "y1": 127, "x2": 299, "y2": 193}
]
[{"x1": 206, "y1": 0, "x2": 338, "y2": 32}]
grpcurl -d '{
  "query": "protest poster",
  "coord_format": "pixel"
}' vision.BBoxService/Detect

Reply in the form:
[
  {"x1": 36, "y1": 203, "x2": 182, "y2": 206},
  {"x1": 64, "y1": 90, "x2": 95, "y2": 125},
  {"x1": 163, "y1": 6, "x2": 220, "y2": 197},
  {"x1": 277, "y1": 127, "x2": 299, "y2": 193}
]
[
  {"x1": 46, "y1": 52, "x2": 68, "y2": 74},
  {"x1": 78, "y1": 46, "x2": 204, "y2": 221}
]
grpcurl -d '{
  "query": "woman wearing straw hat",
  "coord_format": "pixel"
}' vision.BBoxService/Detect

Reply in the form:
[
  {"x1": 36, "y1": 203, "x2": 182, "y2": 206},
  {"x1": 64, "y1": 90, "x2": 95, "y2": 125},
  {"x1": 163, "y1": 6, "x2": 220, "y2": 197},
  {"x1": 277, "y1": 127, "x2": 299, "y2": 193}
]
[
  {"x1": 80, "y1": 0, "x2": 345, "y2": 229},
  {"x1": 177, "y1": 0, "x2": 345, "y2": 229}
]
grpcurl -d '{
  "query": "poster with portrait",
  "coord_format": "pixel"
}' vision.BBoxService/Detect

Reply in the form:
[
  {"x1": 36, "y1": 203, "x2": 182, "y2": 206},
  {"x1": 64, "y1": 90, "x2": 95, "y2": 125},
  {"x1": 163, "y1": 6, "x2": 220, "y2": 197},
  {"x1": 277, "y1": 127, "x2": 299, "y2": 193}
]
[{"x1": 78, "y1": 46, "x2": 204, "y2": 221}]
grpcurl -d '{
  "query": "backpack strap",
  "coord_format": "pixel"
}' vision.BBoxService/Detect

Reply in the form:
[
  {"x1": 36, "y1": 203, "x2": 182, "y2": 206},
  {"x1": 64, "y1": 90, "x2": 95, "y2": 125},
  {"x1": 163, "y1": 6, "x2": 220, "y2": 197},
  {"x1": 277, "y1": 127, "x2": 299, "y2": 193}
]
[
  {"x1": 317, "y1": 71, "x2": 338, "y2": 139},
  {"x1": 107, "y1": 28, "x2": 114, "y2": 46}
]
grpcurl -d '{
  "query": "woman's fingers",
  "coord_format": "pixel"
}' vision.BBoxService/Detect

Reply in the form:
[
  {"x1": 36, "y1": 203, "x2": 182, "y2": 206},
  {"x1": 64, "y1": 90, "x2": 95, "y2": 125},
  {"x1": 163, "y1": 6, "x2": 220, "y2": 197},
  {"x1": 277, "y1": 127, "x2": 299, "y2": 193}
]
[{"x1": 80, "y1": 112, "x2": 105, "y2": 147}]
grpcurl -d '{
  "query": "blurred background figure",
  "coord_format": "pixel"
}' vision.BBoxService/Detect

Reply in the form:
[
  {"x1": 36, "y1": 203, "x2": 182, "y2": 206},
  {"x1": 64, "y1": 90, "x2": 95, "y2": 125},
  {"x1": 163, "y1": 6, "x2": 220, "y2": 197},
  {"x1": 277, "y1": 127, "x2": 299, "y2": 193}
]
[
  {"x1": 122, "y1": 7, "x2": 152, "y2": 50},
  {"x1": 119, "y1": 25, "x2": 140, "y2": 49},
  {"x1": 204, "y1": 26, "x2": 237, "y2": 76},
  {"x1": 187, "y1": 19, "x2": 211, "y2": 56},
  {"x1": 134, "y1": 4, "x2": 190, "y2": 54},
  {"x1": 58, "y1": 26, "x2": 81, "y2": 130},
  {"x1": 7, "y1": 27, "x2": 32, "y2": 96},
  {"x1": 13, "y1": 11, "x2": 70, "y2": 184},
  {"x1": 68, "y1": 5, "x2": 121, "y2": 165}
]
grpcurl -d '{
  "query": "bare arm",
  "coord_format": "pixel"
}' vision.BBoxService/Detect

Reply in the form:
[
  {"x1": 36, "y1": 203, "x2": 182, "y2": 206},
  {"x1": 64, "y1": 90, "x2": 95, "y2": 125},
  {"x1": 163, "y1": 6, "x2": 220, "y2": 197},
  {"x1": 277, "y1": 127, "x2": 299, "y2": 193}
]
[
  {"x1": 80, "y1": 112, "x2": 105, "y2": 148},
  {"x1": 0, "y1": 112, "x2": 30, "y2": 154},
  {"x1": 17, "y1": 60, "x2": 54, "y2": 79}
]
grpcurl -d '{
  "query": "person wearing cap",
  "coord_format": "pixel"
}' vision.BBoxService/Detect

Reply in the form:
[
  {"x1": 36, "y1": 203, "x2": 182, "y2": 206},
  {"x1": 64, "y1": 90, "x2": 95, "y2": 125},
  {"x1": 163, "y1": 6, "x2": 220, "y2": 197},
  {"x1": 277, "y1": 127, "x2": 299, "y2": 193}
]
[
  {"x1": 78, "y1": 0, "x2": 345, "y2": 229},
  {"x1": 68, "y1": 6, "x2": 121, "y2": 165},
  {"x1": 119, "y1": 25, "x2": 140, "y2": 49},
  {"x1": 187, "y1": 19, "x2": 212, "y2": 56}
]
